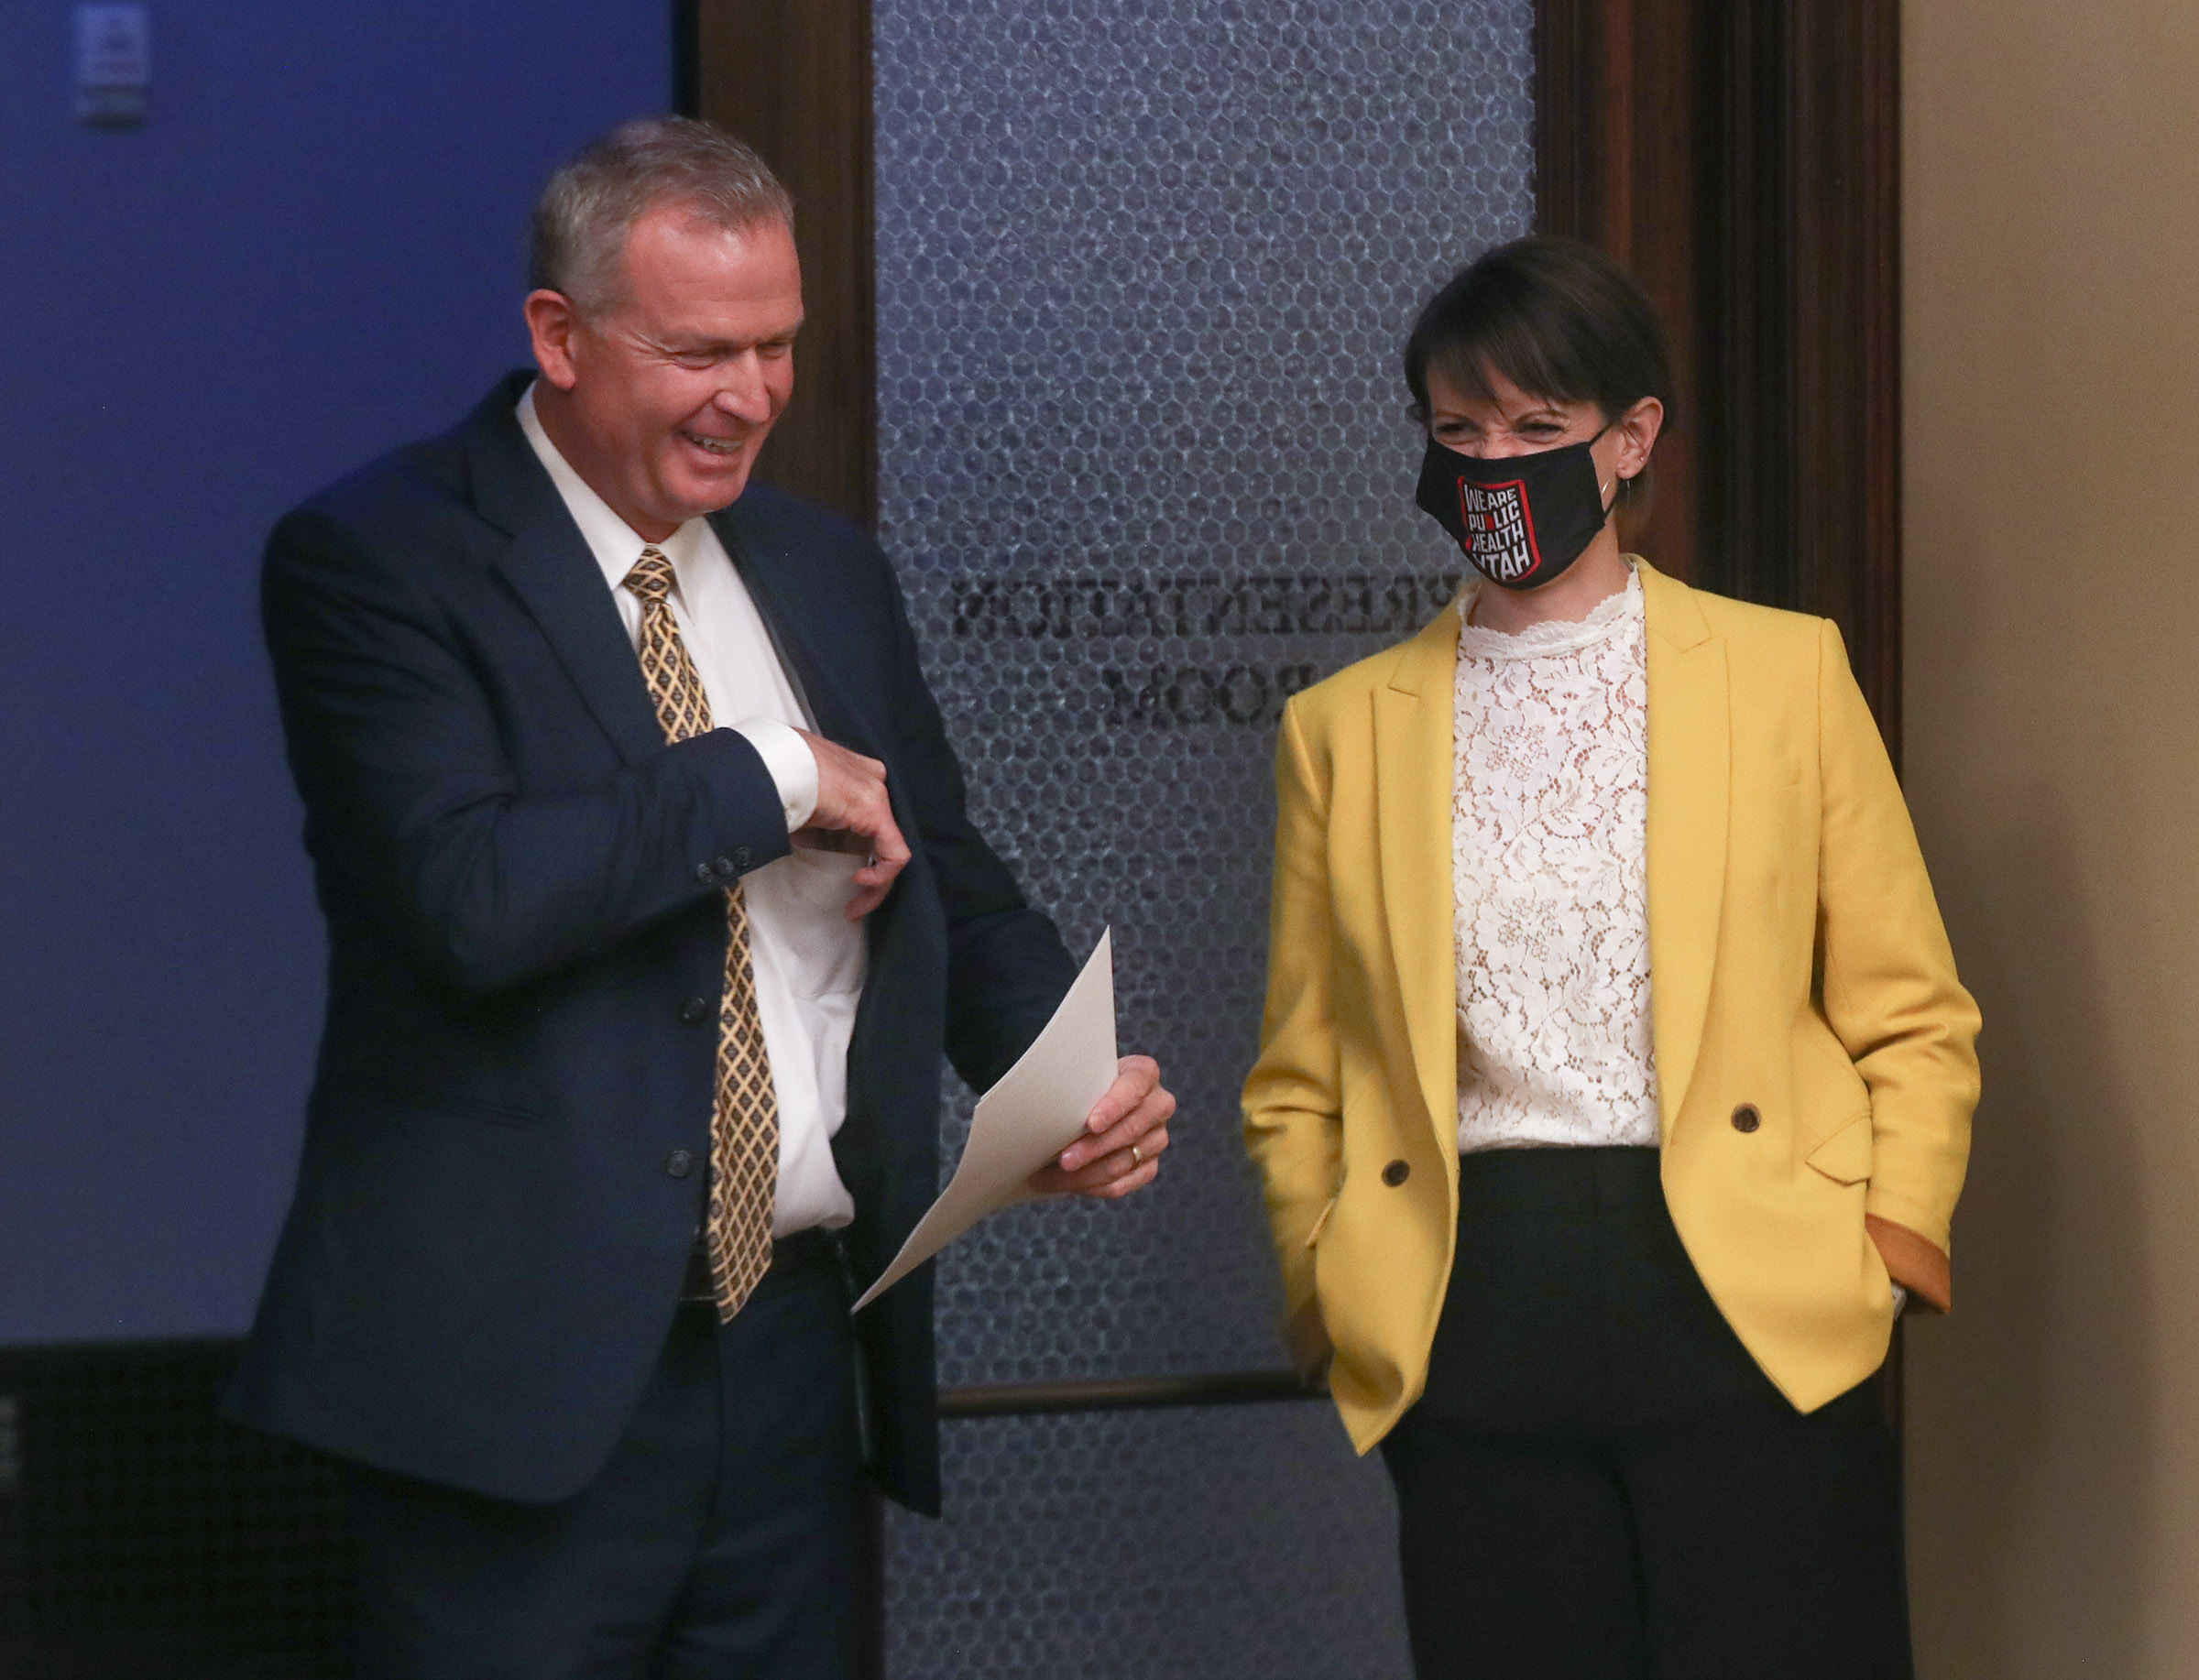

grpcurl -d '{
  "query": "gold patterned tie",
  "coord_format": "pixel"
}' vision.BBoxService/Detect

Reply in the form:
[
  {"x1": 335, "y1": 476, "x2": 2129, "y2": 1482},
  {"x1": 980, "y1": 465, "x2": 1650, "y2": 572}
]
[{"x1": 622, "y1": 547, "x2": 778, "y2": 1321}]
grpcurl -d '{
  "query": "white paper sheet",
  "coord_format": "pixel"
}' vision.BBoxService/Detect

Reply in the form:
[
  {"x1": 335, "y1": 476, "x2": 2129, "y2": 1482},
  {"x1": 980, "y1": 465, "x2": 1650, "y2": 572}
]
[{"x1": 852, "y1": 929, "x2": 1117, "y2": 1312}]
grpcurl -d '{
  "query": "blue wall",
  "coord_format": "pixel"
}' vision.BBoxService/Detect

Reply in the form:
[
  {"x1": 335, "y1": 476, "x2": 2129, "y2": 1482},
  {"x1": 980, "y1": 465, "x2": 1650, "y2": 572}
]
[{"x1": 0, "y1": 5, "x2": 669, "y2": 1343}]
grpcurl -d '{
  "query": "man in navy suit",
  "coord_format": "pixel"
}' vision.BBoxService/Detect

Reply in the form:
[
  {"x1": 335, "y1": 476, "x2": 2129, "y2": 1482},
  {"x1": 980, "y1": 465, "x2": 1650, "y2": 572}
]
[{"x1": 227, "y1": 117, "x2": 1174, "y2": 1677}]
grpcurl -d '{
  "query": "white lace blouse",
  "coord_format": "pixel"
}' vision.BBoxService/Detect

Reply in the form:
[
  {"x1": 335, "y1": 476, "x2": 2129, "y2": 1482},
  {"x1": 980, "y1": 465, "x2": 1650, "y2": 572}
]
[{"x1": 1451, "y1": 569, "x2": 1661, "y2": 1152}]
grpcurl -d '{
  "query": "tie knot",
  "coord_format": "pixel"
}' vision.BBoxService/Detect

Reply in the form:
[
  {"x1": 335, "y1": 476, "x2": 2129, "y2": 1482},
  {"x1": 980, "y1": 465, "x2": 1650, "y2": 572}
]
[{"x1": 622, "y1": 547, "x2": 676, "y2": 605}]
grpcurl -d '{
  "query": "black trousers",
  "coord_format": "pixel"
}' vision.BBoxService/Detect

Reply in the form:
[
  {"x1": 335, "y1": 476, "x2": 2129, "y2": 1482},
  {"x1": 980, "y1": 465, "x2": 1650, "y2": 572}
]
[
  {"x1": 1381, "y1": 1147, "x2": 1910, "y2": 1680},
  {"x1": 345, "y1": 1247, "x2": 863, "y2": 1680}
]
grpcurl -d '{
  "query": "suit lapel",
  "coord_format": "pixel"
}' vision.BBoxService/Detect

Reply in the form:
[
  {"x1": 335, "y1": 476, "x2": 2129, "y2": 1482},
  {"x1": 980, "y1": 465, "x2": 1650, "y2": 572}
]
[
  {"x1": 1638, "y1": 562, "x2": 1729, "y2": 1136},
  {"x1": 712, "y1": 497, "x2": 906, "y2": 1176},
  {"x1": 464, "y1": 376, "x2": 666, "y2": 767},
  {"x1": 708, "y1": 500, "x2": 883, "y2": 762},
  {"x1": 1373, "y1": 605, "x2": 1463, "y2": 1155}
]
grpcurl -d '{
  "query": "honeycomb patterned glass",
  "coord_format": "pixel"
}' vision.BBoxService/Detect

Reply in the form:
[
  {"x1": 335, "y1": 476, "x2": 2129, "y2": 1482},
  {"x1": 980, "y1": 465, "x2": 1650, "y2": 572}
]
[{"x1": 872, "y1": 3, "x2": 1534, "y2": 1673}]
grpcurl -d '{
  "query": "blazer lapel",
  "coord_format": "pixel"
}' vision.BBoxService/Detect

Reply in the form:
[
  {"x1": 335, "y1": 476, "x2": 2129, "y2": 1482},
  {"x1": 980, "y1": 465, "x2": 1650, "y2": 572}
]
[
  {"x1": 1638, "y1": 562, "x2": 1729, "y2": 1136},
  {"x1": 464, "y1": 377, "x2": 666, "y2": 767},
  {"x1": 1373, "y1": 605, "x2": 1463, "y2": 1155}
]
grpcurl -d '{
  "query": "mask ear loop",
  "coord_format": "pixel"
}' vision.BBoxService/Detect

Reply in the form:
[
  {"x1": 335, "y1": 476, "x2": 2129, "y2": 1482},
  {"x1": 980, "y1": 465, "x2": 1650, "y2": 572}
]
[{"x1": 1592, "y1": 416, "x2": 1625, "y2": 521}]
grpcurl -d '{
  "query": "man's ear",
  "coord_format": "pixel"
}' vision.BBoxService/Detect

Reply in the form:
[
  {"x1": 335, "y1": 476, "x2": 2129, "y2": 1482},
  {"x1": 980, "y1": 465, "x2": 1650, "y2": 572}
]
[{"x1": 524, "y1": 289, "x2": 583, "y2": 391}]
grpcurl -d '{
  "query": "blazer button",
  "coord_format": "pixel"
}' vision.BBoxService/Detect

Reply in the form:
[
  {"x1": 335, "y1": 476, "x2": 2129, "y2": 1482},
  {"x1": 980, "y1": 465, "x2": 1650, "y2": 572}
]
[
  {"x1": 679, "y1": 995, "x2": 713, "y2": 1026},
  {"x1": 733, "y1": 845, "x2": 754, "y2": 869},
  {"x1": 665, "y1": 1149, "x2": 694, "y2": 1179},
  {"x1": 710, "y1": 855, "x2": 738, "y2": 879},
  {"x1": 694, "y1": 862, "x2": 717, "y2": 886},
  {"x1": 1732, "y1": 1104, "x2": 1762, "y2": 1134},
  {"x1": 1382, "y1": 1159, "x2": 1410, "y2": 1187}
]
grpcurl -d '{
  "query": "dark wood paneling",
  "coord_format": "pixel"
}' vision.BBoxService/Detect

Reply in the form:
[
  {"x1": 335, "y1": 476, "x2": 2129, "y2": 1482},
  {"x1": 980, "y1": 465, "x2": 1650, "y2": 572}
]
[
  {"x1": 1792, "y1": 0, "x2": 1903, "y2": 746},
  {"x1": 1536, "y1": 0, "x2": 1902, "y2": 748},
  {"x1": 1535, "y1": 0, "x2": 1705, "y2": 587},
  {"x1": 694, "y1": 0, "x2": 877, "y2": 529}
]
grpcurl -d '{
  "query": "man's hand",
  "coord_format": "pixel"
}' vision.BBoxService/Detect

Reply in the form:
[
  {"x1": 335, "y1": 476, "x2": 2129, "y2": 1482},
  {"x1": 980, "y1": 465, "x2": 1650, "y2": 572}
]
[
  {"x1": 1027, "y1": 1055, "x2": 1174, "y2": 1200},
  {"x1": 795, "y1": 729, "x2": 911, "y2": 918}
]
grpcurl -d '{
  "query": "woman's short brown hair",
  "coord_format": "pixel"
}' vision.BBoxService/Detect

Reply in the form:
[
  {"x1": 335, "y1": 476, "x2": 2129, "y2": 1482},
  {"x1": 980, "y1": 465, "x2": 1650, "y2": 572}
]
[{"x1": 1404, "y1": 235, "x2": 1673, "y2": 431}]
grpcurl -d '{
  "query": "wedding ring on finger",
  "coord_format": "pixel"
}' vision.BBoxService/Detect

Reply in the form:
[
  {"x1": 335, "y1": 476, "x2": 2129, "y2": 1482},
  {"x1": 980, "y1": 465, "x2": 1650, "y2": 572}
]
[{"x1": 1129, "y1": 1143, "x2": 1143, "y2": 1170}]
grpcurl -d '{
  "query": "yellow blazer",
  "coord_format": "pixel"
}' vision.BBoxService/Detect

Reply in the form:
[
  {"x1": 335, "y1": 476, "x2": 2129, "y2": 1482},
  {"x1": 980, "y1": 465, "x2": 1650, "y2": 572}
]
[{"x1": 1242, "y1": 561, "x2": 1979, "y2": 1453}]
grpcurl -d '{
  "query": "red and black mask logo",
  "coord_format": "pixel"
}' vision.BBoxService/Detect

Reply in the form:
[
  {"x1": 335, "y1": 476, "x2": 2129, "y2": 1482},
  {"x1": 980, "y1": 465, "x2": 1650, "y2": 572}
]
[{"x1": 1456, "y1": 478, "x2": 1543, "y2": 585}]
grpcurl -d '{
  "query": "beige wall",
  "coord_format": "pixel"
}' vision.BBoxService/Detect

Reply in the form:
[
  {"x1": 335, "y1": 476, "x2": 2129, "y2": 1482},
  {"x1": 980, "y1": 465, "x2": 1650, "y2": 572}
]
[{"x1": 1903, "y1": 4, "x2": 2199, "y2": 1674}]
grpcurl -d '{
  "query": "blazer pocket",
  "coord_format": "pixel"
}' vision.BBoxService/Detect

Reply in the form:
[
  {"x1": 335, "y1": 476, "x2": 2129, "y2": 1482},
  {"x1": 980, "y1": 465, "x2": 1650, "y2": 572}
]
[
  {"x1": 333, "y1": 1079, "x2": 552, "y2": 1133},
  {"x1": 1804, "y1": 1113, "x2": 1874, "y2": 1185}
]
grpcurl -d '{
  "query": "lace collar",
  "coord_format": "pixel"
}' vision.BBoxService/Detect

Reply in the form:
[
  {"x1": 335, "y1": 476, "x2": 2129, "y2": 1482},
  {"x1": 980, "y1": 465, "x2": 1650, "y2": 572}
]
[{"x1": 1455, "y1": 566, "x2": 1643, "y2": 663}]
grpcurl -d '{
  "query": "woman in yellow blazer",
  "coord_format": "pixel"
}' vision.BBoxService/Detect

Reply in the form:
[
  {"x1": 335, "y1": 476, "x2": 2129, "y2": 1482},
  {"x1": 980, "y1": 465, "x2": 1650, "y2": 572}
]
[{"x1": 1243, "y1": 236, "x2": 1977, "y2": 1680}]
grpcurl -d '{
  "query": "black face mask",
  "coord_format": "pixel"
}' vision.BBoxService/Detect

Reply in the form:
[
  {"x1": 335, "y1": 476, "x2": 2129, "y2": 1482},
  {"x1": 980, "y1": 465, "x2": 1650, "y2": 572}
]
[{"x1": 1415, "y1": 429, "x2": 1618, "y2": 591}]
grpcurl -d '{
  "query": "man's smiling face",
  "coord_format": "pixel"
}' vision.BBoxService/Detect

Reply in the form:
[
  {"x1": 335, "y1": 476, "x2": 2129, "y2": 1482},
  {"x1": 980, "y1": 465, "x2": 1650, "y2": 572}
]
[{"x1": 526, "y1": 205, "x2": 804, "y2": 541}]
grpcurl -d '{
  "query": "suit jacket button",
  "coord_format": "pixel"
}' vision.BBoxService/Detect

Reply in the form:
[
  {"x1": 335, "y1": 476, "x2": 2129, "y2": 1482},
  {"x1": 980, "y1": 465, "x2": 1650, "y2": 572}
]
[
  {"x1": 665, "y1": 1149, "x2": 694, "y2": 1179},
  {"x1": 733, "y1": 845, "x2": 754, "y2": 869},
  {"x1": 679, "y1": 995, "x2": 712, "y2": 1026},
  {"x1": 1382, "y1": 1159, "x2": 1410, "y2": 1186},
  {"x1": 1732, "y1": 1104, "x2": 1762, "y2": 1133},
  {"x1": 711, "y1": 855, "x2": 738, "y2": 878},
  {"x1": 695, "y1": 861, "x2": 717, "y2": 886}
]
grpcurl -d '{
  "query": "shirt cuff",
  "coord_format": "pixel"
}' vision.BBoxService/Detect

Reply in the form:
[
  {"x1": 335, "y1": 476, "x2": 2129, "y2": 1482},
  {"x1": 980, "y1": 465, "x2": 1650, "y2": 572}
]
[{"x1": 731, "y1": 718, "x2": 818, "y2": 832}]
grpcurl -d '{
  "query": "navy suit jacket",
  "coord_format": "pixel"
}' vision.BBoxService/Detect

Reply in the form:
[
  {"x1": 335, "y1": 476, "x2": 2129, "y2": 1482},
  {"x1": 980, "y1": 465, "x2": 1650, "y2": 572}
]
[{"x1": 226, "y1": 373, "x2": 1075, "y2": 1514}]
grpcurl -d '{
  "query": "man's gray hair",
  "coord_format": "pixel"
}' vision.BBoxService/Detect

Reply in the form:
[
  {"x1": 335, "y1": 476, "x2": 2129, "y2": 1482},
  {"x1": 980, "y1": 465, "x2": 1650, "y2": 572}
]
[{"x1": 530, "y1": 116, "x2": 793, "y2": 314}]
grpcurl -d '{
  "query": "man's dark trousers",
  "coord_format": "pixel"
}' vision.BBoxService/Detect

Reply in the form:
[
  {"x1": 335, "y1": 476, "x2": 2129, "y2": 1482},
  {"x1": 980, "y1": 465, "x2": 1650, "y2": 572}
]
[
  {"x1": 347, "y1": 1253, "x2": 862, "y2": 1678},
  {"x1": 225, "y1": 374, "x2": 1077, "y2": 1668}
]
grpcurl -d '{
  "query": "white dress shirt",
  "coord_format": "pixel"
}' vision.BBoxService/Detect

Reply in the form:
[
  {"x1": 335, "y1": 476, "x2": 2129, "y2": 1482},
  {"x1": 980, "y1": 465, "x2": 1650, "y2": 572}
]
[{"x1": 519, "y1": 383, "x2": 860, "y2": 1236}]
